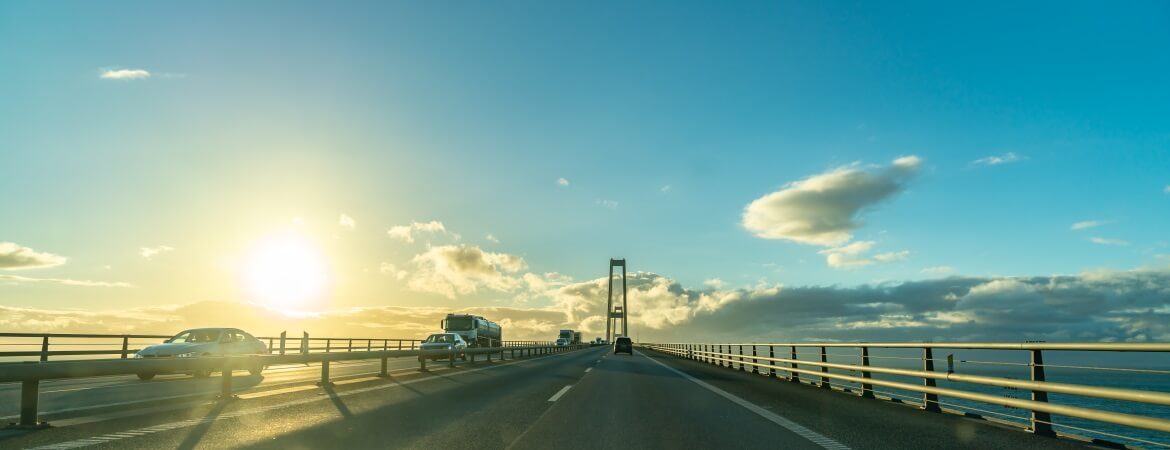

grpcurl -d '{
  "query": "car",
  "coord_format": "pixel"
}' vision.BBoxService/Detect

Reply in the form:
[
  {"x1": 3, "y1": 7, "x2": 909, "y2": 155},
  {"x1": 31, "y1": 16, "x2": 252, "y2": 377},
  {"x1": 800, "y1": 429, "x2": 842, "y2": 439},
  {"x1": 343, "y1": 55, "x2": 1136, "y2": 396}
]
[
  {"x1": 614, "y1": 336, "x2": 633, "y2": 355},
  {"x1": 555, "y1": 338, "x2": 568, "y2": 346},
  {"x1": 419, "y1": 333, "x2": 468, "y2": 361},
  {"x1": 134, "y1": 328, "x2": 268, "y2": 380}
]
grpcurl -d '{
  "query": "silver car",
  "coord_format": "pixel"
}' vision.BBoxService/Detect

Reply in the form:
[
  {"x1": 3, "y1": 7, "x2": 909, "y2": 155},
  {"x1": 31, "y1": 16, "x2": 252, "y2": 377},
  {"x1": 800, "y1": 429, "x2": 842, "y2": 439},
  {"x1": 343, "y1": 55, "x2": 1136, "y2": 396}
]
[
  {"x1": 419, "y1": 333, "x2": 467, "y2": 362},
  {"x1": 134, "y1": 328, "x2": 268, "y2": 380}
]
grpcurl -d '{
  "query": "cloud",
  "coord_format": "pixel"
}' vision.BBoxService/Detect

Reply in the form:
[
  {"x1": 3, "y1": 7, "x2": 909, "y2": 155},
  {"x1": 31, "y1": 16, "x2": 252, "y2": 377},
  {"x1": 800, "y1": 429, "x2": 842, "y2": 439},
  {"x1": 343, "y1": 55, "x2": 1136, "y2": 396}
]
[
  {"x1": 660, "y1": 185, "x2": 672, "y2": 193},
  {"x1": 921, "y1": 266, "x2": 955, "y2": 275},
  {"x1": 139, "y1": 245, "x2": 174, "y2": 259},
  {"x1": 742, "y1": 156, "x2": 921, "y2": 246},
  {"x1": 0, "y1": 242, "x2": 67, "y2": 269},
  {"x1": 387, "y1": 220, "x2": 447, "y2": 244},
  {"x1": 873, "y1": 251, "x2": 910, "y2": 262},
  {"x1": 405, "y1": 245, "x2": 527, "y2": 299},
  {"x1": 596, "y1": 199, "x2": 619, "y2": 209},
  {"x1": 99, "y1": 68, "x2": 151, "y2": 80},
  {"x1": 1164, "y1": 185, "x2": 1170, "y2": 194},
  {"x1": 0, "y1": 274, "x2": 134, "y2": 288},
  {"x1": 817, "y1": 241, "x2": 908, "y2": 269},
  {"x1": 1071, "y1": 220, "x2": 1106, "y2": 231},
  {"x1": 1090, "y1": 237, "x2": 1130, "y2": 246},
  {"x1": 339, "y1": 214, "x2": 356, "y2": 230},
  {"x1": 971, "y1": 152, "x2": 1022, "y2": 166},
  {"x1": 557, "y1": 178, "x2": 570, "y2": 187},
  {"x1": 485, "y1": 234, "x2": 499, "y2": 244},
  {"x1": 703, "y1": 278, "x2": 724, "y2": 288},
  {"x1": 379, "y1": 262, "x2": 408, "y2": 280}
]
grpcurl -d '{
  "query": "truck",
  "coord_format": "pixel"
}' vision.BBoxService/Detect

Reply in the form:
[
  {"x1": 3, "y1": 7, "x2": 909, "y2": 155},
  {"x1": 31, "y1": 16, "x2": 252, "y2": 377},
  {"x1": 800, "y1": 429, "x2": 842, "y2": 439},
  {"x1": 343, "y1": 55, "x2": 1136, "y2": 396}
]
[
  {"x1": 441, "y1": 314, "x2": 502, "y2": 348},
  {"x1": 557, "y1": 329, "x2": 581, "y2": 345}
]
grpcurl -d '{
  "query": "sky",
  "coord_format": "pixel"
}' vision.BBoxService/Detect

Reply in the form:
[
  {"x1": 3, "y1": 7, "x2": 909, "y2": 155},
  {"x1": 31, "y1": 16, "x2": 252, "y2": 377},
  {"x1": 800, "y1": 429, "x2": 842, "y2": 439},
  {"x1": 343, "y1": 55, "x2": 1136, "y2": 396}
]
[{"x1": 1, "y1": 1, "x2": 1169, "y2": 342}]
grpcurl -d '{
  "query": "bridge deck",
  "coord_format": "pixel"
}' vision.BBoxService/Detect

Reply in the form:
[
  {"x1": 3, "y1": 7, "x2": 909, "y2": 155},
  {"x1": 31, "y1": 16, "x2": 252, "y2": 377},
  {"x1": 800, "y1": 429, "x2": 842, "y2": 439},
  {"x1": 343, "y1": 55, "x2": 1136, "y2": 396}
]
[{"x1": 1, "y1": 347, "x2": 1097, "y2": 449}]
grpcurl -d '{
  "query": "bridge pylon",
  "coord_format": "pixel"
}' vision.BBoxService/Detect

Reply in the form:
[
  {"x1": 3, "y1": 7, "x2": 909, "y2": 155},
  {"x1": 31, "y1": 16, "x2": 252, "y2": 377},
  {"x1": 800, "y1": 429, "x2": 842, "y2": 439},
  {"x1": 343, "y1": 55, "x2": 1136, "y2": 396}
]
[{"x1": 605, "y1": 258, "x2": 628, "y2": 343}]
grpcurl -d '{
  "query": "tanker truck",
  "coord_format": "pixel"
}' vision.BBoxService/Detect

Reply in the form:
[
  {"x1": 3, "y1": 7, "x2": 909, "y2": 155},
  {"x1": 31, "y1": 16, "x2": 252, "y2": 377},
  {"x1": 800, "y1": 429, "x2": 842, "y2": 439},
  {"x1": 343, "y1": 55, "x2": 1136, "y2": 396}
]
[{"x1": 441, "y1": 314, "x2": 502, "y2": 348}]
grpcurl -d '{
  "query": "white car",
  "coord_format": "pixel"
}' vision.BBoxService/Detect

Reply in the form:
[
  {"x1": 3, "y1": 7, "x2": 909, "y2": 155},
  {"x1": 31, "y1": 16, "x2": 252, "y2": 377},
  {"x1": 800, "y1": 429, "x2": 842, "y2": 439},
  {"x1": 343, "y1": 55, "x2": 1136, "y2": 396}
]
[
  {"x1": 419, "y1": 333, "x2": 468, "y2": 361},
  {"x1": 555, "y1": 338, "x2": 568, "y2": 346},
  {"x1": 134, "y1": 328, "x2": 268, "y2": 380}
]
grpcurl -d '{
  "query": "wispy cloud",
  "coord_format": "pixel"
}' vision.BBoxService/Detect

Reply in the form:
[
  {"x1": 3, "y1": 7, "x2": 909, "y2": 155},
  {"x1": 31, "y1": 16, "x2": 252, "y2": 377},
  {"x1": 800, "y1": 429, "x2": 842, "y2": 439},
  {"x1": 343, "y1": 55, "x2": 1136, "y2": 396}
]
[
  {"x1": 921, "y1": 266, "x2": 955, "y2": 275},
  {"x1": 0, "y1": 274, "x2": 133, "y2": 288},
  {"x1": 660, "y1": 185, "x2": 672, "y2": 193},
  {"x1": 99, "y1": 68, "x2": 151, "y2": 80},
  {"x1": 742, "y1": 156, "x2": 921, "y2": 246},
  {"x1": 387, "y1": 220, "x2": 448, "y2": 244},
  {"x1": 557, "y1": 178, "x2": 570, "y2": 187},
  {"x1": 339, "y1": 214, "x2": 356, "y2": 230},
  {"x1": 1090, "y1": 237, "x2": 1130, "y2": 246},
  {"x1": 139, "y1": 246, "x2": 174, "y2": 259},
  {"x1": 971, "y1": 152, "x2": 1022, "y2": 167},
  {"x1": 818, "y1": 241, "x2": 909, "y2": 269},
  {"x1": 1071, "y1": 220, "x2": 1107, "y2": 231},
  {"x1": 596, "y1": 199, "x2": 618, "y2": 209},
  {"x1": 485, "y1": 234, "x2": 500, "y2": 244},
  {"x1": 1164, "y1": 185, "x2": 1170, "y2": 194},
  {"x1": 0, "y1": 242, "x2": 67, "y2": 270},
  {"x1": 873, "y1": 251, "x2": 910, "y2": 262}
]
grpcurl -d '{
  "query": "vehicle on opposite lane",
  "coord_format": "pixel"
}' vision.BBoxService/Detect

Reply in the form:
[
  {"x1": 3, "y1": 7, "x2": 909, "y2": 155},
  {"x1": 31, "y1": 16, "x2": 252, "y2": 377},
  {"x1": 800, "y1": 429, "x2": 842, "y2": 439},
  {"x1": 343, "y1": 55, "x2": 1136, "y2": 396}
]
[
  {"x1": 419, "y1": 333, "x2": 468, "y2": 361},
  {"x1": 614, "y1": 336, "x2": 633, "y2": 355},
  {"x1": 134, "y1": 328, "x2": 268, "y2": 380}
]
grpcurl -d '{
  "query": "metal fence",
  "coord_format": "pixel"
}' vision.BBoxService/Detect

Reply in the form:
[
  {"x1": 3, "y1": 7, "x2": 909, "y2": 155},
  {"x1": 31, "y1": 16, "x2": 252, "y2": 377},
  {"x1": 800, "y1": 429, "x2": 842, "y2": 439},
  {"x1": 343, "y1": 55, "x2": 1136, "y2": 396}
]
[
  {"x1": 1, "y1": 342, "x2": 589, "y2": 428},
  {"x1": 642, "y1": 342, "x2": 1170, "y2": 448}
]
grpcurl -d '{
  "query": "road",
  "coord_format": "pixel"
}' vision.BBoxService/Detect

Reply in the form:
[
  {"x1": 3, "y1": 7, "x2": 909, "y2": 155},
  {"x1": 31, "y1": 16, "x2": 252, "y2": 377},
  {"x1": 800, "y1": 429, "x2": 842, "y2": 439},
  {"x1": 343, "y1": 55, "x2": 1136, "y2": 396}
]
[{"x1": 0, "y1": 346, "x2": 1096, "y2": 449}]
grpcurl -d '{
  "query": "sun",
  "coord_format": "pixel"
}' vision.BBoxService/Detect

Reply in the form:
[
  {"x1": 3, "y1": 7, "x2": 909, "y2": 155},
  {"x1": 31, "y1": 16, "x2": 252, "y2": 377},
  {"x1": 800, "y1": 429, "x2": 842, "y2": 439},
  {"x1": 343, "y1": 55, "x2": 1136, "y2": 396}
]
[{"x1": 244, "y1": 230, "x2": 328, "y2": 309}]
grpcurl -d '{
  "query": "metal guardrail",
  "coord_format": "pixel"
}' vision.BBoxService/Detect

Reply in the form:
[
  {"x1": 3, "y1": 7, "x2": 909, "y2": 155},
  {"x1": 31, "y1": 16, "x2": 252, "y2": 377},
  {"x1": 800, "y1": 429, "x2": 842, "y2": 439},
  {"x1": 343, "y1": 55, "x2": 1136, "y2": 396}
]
[
  {"x1": 642, "y1": 342, "x2": 1170, "y2": 447},
  {"x1": 0, "y1": 332, "x2": 428, "y2": 361},
  {"x1": 1, "y1": 342, "x2": 589, "y2": 428}
]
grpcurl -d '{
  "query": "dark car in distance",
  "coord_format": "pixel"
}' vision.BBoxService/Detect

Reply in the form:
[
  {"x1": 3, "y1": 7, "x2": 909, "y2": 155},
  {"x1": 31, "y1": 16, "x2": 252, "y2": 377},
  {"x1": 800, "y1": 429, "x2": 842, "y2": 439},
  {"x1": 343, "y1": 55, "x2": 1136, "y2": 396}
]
[{"x1": 614, "y1": 336, "x2": 633, "y2": 355}]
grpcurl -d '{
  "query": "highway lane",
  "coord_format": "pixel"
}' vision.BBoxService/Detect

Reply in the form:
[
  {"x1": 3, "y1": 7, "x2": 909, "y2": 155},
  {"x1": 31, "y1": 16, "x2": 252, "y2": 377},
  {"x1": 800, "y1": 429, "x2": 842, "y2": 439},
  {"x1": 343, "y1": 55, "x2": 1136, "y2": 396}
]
[{"x1": 2, "y1": 346, "x2": 1100, "y2": 449}]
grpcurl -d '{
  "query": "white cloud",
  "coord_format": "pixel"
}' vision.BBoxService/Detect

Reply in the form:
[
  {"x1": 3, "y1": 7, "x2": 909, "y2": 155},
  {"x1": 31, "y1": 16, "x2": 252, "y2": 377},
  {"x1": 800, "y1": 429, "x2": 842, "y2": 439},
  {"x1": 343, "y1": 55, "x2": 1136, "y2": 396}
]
[
  {"x1": 99, "y1": 68, "x2": 151, "y2": 80},
  {"x1": 703, "y1": 278, "x2": 724, "y2": 288},
  {"x1": 405, "y1": 245, "x2": 527, "y2": 299},
  {"x1": 596, "y1": 199, "x2": 619, "y2": 209},
  {"x1": 922, "y1": 266, "x2": 955, "y2": 275},
  {"x1": 339, "y1": 214, "x2": 356, "y2": 230},
  {"x1": 660, "y1": 185, "x2": 672, "y2": 193},
  {"x1": 139, "y1": 246, "x2": 174, "y2": 259},
  {"x1": 818, "y1": 241, "x2": 909, "y2": 269},
  {"x1": 742, "y1": 156, "x2": 921, "y2": 246},
  {"x1": 873, "y1": 250, "x2": 910, "y2": 262},
  {"x1": 971, "y1": 152, "x2": 1021, "y2": 166},
  {"x1": 1090, "y1": 237, "x2": 1130, "y2": 246},
  {"x1": 379, "y1": 262, "x2": 408, "y2": 280},
  {"x1": 485, "y1": 234, "x2": 500, "y2": 244},
  {"x1": 1071, "y1": 220, "x2": 1106, "y2": 231},
  {"x1": 557, "y1": 178, "x2": 570, "y2": 187},
  {"x1": 0, "y1": 242, "x2": 67, "y2": 270},
  {"x1": 0, "y1": 274, "x2": 133, "y2": 288},
  {"x1": 387, "y1": 220, "x2": 447, "y2": 243}
]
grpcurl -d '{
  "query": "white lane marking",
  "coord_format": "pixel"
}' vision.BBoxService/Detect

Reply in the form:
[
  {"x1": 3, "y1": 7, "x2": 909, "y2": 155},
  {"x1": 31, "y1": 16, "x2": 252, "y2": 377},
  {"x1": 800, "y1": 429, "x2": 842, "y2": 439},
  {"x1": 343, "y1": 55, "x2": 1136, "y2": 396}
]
[
  {"x1": 29, "y1": 349, "x2": 581, "y2": 449},
  {"x1": 584, "y1": 368, "x2": 592, "y2": 373},
  {"x1": 639, "y1": 351, "x2": 851, "y2": 450},
  {"x1": 547, "y1": 385, "x2": 573, "y2": 402}
]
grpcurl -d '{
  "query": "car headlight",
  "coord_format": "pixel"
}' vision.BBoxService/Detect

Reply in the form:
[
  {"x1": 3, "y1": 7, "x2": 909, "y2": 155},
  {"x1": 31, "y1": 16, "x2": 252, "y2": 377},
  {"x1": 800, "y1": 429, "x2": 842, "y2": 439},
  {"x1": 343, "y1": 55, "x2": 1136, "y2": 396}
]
[{"x1": 175, "y1": 352, "x2": 199, "y2": 358}]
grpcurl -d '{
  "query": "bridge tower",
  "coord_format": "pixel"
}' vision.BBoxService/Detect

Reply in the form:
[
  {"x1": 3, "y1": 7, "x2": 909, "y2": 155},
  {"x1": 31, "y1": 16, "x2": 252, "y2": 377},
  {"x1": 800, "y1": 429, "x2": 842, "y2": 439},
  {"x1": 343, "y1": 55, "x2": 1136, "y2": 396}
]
[{"x1": 605, "y1": 258, "x2": 628, "y2": 343}]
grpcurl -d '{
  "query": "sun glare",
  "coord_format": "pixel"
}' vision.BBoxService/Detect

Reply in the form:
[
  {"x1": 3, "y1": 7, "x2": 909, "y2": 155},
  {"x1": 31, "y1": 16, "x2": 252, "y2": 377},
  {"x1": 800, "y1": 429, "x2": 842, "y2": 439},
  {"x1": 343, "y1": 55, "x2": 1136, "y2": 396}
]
[{"x1": 244, "y1": 231, "x2": 328, "y2": 309}]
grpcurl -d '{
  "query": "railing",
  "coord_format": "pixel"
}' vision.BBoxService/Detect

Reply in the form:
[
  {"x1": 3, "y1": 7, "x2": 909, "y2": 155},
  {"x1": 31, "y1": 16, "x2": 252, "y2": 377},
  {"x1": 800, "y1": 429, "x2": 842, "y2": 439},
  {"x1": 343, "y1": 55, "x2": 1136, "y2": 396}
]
[
  {"x1": 642, "y1": 342, "x2": 1170, "y2": 448},
  {"x1": 0, "y1": 332, "x2": 426, "y2": 361},
  {"x1": 1, "y1": 342, "x2": 590, "y2": 428}
]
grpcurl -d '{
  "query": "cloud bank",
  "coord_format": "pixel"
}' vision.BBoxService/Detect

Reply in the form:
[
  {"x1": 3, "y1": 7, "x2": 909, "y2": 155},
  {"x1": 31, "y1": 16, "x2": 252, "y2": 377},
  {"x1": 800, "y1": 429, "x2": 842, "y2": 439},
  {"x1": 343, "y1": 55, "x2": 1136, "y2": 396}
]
[
  {"x1": 0, "y1": 242, "x2": 67, "y2": 269},
  {"x1": 0, "y1": 274, "x2": 134, "y2": 288},
  {"x1": 406, "y1": 245, "x2": 527, "y2": 298},
  {"x1": 99, "y1": 68, "x2": 151, "y2": 80},
  {"x1": 742, "y1": 156, "x2": 921, "y2": 246}
]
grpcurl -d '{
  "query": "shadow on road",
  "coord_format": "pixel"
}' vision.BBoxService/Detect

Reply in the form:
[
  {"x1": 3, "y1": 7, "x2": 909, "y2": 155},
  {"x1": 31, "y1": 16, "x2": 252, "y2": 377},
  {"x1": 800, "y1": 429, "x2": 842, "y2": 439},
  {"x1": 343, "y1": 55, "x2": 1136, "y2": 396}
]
[{"x1": 176, "y1": 399, "x2": 229, "y2": 450}]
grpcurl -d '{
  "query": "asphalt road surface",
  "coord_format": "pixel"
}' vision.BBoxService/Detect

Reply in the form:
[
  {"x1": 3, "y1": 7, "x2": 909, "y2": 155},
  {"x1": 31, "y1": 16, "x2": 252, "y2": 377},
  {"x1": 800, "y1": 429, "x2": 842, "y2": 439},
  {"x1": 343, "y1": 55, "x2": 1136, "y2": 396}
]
[{"x1": 1, "y1": 346, "x2": 1100, "y2": 449}]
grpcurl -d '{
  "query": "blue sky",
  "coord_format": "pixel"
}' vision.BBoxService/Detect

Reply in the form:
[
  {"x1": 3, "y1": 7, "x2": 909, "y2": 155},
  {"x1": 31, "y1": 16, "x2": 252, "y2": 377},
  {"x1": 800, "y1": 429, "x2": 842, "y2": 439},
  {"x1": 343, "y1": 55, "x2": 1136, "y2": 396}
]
[{"x1": 1, "y1": 1, "x2": 1169, "y2": 340}]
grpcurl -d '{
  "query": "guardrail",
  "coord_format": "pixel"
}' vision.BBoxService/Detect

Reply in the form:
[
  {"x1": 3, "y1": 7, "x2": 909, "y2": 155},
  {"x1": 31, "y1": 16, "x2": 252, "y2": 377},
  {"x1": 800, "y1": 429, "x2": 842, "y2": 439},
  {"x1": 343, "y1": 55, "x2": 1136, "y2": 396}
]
[
  {"x1": 0, "y1": 332, "x2": 430, "y2": 361},
  {"x1": 1, "y1": 342, "x2": 588, "y2": 428},
  {"x1": 642, "y1": 342, "x2": 1170, "y2": 448}
]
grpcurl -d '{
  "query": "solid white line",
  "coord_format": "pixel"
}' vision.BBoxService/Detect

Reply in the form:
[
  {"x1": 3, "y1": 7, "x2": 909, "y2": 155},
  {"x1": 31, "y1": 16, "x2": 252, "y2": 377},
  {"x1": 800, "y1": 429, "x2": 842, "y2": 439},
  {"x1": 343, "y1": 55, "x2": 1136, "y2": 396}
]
[
  {"x1": 547, "y1": 385, "x2": 572, "y2": 402},
  {"x1": 638, "y1": 351, "x2": 851, "y2": 450},
  {"x1": 584, "y1": 368, "x2": 592, "y2": 373}
]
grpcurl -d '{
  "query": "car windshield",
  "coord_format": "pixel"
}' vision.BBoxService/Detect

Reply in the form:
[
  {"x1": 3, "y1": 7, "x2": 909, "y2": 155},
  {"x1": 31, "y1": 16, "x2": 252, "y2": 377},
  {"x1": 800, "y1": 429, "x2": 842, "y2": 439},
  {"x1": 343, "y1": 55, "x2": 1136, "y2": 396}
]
[
  {"x1": 168, "y1": 330, "x2": 220, "y2": 343},
  {"x1": 426, "y1": 334, "x2": 455, "y2": 343}
]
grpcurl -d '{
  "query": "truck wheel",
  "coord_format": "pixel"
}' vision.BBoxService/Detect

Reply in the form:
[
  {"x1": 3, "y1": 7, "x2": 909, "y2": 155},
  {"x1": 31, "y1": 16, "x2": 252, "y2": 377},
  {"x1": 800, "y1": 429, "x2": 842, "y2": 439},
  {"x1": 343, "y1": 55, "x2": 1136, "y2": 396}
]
[{"x1": 137, "y1": 373, "x2": 155, "y2": 381}]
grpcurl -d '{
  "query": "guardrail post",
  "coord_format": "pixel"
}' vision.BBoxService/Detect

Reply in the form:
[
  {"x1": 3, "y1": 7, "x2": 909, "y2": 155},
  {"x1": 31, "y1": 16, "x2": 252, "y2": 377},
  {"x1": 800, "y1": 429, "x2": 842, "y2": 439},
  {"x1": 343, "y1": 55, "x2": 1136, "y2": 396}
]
[
  {"x1": 790, "y1": 346, "x2": 799, "y2": 383},
  {"x1": 318, "y1": 359, "x2": 332, "y2": 386},
  {"x1": 752, "y1": 345, "x2": 759, "y2": 374},
  {"x1": 768, "y1": 345, "x2": 776, "y2": 378},
  {"x1": 380, "y1": 356, "x2": 389, "y2": 376},
  {"x1": 325, "y1": 339, "x2": 331, "y2": 353},
  {"x1": 366, "y1": 339, "x2": 371, "y2": 351},
  {"x1": 450, "y1": 349, "x2": 457, "y2": 367},
  {"x1": 279, "y1": 331, "x2": 287, "y2": 355},
  {"x1": 1030, "y1": 349, "x2": 1055, "y2": 436},
  {"x1": 302, "y1": 332, "x2": 309, "y2": 355},
  {"x1": 419, "y1": 354, "x2": 427, "y2": 371},
  {"x1": 716, "y1": 345, "x2": 723, "y2": 366},
  {"x1": 922, "y1": 348, "x2": 940, "y2": 412},
  {"x1": 860, "y1": 346, "x2": 874, "y2": 398},
  {"x1": 219, "y1": 359, "x2": 235, "y2": 401},
  {"x1": 40, "y1": 336, "x2": 49, "y2": 362},
  {"x1": 348, "y1": 339, "x2": 354, "y2": 352},
  {"x1": 121, "y1": 336, "x2": 130, "y2": 359},
  {"x1": 487, "y1": 349, "x2": 493, "y2": 362},
  {"x1": 738, "y1": 345, "x2": 745, "y2": 371},
  {"x1": 820, "y1": 346, "x2": 830, "y2": 389},
  {"x1": 20, "y1": 379, "x2": 40, "y2": 427}
]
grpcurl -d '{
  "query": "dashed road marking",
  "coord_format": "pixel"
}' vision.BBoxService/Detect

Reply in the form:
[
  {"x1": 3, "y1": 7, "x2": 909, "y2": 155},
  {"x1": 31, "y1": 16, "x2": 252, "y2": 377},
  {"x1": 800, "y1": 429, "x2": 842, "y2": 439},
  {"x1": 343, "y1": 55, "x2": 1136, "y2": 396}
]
[
  {"x1": 547, "y1": 385, "x2": 573, "y2": 402},
  {"x1": 639, "y1": 351, "x2": 851, "y2": 450},
  {"x1": 584, "y1": 368, "x2": 592, "y2": 373}
]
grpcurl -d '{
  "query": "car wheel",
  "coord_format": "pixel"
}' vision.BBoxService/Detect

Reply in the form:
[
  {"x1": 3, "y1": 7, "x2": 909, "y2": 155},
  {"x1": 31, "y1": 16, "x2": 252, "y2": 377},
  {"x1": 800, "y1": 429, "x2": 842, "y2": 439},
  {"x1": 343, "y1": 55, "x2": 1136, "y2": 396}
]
[
  {"x1": 249, "y1": 365, "x2": 263, "y2": 376},
  {"x1": 193, "y1": 368, "x2": 212, "y2": 378},
  {"x1": 137, "y1": 372, "x2": 155, "y2": 381}
]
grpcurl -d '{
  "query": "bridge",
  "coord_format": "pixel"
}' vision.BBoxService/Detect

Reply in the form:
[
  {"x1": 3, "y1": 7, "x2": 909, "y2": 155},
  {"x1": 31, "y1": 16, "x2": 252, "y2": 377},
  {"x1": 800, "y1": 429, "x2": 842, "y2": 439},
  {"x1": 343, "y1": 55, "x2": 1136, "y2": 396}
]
[{"x1": 1, "y1": 334, "x2": 1168, "y2": 449}]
